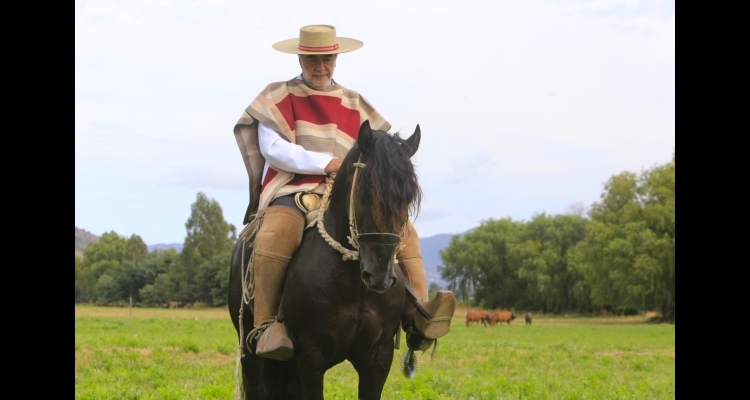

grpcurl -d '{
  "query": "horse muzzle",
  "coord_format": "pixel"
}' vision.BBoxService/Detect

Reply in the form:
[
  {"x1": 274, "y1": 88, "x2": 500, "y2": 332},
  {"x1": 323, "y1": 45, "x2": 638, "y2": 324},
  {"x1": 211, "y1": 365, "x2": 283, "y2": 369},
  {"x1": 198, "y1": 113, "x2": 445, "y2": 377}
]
[{"x1": 358, "y1": 234, "x2": 400, "y2": 293}]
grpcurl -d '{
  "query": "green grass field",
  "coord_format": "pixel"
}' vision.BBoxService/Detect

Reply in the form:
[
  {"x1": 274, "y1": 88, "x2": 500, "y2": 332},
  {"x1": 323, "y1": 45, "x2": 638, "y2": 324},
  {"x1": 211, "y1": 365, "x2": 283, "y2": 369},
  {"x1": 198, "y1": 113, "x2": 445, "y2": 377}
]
[{"x1": 75, "y1": 305, "x2": 675, "y2": 399}]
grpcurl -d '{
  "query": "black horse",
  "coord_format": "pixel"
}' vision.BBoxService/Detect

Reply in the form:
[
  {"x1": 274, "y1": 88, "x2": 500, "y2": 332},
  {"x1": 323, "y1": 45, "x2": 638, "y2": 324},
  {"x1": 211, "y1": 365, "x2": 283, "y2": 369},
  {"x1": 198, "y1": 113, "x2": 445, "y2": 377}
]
[{"x1": 229, "y1": 120, "x2": 423, "y2": 399}]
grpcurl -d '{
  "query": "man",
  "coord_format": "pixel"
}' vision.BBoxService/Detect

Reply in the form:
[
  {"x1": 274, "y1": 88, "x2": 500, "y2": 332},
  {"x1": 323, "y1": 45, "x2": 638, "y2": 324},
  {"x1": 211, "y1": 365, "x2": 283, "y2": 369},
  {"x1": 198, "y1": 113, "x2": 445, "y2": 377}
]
[{"x1": 233, "y1": 25, "x2": 455, "y2": 361}]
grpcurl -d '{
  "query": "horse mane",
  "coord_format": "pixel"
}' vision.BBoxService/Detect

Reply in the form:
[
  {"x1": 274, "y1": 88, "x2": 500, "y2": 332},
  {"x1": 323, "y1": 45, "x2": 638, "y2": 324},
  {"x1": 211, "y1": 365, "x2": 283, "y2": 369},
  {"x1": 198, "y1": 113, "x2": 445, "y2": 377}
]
[{"x1": 345, "y1": 129, "x2": 422, "y2": 233}]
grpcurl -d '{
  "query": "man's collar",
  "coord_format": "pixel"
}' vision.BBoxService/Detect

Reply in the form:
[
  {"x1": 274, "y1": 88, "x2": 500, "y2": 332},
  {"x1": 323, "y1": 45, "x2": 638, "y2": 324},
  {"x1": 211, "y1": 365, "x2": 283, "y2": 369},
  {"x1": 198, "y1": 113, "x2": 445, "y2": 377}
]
[{"x1": 297, "y1": 73, "x2": 336, "y2": 87}]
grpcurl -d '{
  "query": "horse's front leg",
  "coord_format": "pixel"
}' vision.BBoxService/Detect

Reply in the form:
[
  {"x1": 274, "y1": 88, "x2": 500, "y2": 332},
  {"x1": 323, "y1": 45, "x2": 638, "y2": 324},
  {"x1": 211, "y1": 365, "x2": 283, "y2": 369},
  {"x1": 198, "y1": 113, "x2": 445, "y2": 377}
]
[
  {"x1": 351, "y1": 344, "x2": 395, "y2": 400},
  {"x1": 293, "y1": 337, "x2": 327, "y2": 400}
]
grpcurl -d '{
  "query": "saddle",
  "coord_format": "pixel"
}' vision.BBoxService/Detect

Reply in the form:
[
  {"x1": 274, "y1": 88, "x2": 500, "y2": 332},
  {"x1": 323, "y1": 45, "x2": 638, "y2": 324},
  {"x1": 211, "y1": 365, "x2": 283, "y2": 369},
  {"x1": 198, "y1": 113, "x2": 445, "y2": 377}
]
[{"x1": 294, "y1": 192, "x2": 322, "y2": 228}]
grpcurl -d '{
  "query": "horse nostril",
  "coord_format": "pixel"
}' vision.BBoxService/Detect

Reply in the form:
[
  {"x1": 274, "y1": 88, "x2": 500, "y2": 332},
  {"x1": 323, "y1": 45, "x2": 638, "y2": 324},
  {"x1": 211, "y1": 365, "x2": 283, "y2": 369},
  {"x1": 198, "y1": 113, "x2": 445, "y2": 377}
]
[{"x1": 389, "y1": 277, "x2": 397, "y2": 287}]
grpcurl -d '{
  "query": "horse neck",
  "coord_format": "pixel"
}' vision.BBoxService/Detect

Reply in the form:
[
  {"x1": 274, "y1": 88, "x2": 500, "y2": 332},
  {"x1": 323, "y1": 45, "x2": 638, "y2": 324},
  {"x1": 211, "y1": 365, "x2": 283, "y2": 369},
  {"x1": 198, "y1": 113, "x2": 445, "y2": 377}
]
[{"x1": 323, "y1": 171, "x2": 355, "y2": 243}]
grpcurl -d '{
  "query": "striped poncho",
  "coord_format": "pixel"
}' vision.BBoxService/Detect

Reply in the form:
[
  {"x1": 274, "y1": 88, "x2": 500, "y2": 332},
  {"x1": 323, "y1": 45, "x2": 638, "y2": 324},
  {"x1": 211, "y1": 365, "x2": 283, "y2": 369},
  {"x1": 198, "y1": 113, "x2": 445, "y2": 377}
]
[{"x1": 233, "y1": 77, "x2": 391, "y2": 225}]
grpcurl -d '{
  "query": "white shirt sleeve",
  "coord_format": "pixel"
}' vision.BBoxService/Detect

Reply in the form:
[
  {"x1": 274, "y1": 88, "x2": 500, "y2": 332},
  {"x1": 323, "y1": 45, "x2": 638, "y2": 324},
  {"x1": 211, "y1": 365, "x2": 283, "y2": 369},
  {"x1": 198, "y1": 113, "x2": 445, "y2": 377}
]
[{"x1": 258, "y1": 122, "x2": 333, "y2": 175}]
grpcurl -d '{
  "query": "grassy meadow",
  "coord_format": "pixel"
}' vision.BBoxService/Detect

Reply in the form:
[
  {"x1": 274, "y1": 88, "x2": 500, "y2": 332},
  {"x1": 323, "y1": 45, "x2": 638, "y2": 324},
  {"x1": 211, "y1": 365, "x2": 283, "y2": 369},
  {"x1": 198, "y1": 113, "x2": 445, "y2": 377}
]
[{"x1": 75, "y1": 305, "x2": 675, "y2": 399}]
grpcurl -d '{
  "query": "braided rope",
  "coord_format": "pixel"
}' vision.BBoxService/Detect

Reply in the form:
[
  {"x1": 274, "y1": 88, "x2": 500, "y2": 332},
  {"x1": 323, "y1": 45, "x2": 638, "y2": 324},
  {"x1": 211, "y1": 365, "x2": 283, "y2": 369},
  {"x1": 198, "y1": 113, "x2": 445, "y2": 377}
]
[
  {"x1": 234, "y1": 211, "x2": 266, "y2": 400},
  {"x1": 316, "y1": 175, "x2": 360, "y2": 261},
  {"x1": 234, "y1": 303, "x2": 244, "y2": 400}
]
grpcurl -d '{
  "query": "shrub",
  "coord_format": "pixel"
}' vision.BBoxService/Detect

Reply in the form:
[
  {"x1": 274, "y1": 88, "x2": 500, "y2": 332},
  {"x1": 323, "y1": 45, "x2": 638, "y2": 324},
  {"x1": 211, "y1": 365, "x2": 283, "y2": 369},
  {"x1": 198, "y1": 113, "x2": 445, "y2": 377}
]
[{"x1": 610, "y1": 306, "x2": 640, "y2": 316}]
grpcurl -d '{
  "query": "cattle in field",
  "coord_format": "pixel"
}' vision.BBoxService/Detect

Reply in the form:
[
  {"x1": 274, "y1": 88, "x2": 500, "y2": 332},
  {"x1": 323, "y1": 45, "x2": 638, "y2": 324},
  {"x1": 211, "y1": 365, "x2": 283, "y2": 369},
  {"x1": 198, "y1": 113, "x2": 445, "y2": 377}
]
[
  {"x1": 525, "y1": 312, "x2": 532, "y2": 325},
  {"x1": 465, "y1": 310, "x2": 491, "y2": 327},
  {"x1": 490, "y1": 311, "x2": 516, "y2": 326}
]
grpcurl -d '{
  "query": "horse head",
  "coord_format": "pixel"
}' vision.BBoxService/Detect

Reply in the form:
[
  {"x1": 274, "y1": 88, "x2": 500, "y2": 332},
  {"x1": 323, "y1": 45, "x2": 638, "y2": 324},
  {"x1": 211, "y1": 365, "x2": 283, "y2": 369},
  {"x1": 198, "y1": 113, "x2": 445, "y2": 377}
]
[{"x1": 346, "y1": 120, "x2": 422, "y2": 293}]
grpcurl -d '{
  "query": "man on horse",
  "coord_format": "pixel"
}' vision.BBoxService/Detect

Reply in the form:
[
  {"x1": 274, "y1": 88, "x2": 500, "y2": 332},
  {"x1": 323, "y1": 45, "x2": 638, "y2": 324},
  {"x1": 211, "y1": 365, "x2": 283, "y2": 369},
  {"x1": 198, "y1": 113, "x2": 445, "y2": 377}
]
[{"x1": 233, "y1": 25, "x2": 456, "y2": 361}]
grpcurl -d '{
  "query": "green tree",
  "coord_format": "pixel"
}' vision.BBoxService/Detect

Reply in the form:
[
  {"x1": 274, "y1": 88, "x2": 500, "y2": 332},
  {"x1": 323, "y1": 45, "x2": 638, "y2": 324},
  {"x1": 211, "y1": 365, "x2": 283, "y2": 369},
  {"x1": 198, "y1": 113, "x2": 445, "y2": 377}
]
[
  {"x1": 178, "y1": 192, "x2": 237, "y2": 302},
  {"x1": 514, "y1": 213, "x2": 590, "y2": 313},
  {"x1": 439, "y1": 218, "x2": 526, "y2": 308},
  {"x1": 121, "y1": 234, "x2": 148, "y2": 301},
  {"x1": 76, "y1": 232, "x2": 129, "y2": 302},
  {"x1": 139, "y1": 249, "x2": 180, "y2": 286},
  {"x1": 126, "y1": 234, "x2": 148, "y2": 267},
  {"x1": 439, "y1": 215, "x2": 591, "y2": 313},
  {"x1": 139, "y1": 273, "x2": 175, "y2": 307},
  {"x1": 195, "y1": 252, "x2": 232, "y2": 307},
  {"x1": 75, "y1": 255, "x2": 83, "y2": 303},
  {"x1": 96, "y1": 274, "x2": 120, "y2": 303},
  {"x1": 572, "y1": 160, "x2": 675, "y2": 315}
]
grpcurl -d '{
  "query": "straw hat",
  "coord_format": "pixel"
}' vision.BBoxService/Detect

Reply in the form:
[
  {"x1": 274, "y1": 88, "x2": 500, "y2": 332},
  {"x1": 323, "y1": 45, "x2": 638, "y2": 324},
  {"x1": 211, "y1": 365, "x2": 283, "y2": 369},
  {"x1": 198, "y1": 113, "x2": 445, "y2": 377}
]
[{"x1": 272, "y1": 25, "x2": 363, "y2": 55}]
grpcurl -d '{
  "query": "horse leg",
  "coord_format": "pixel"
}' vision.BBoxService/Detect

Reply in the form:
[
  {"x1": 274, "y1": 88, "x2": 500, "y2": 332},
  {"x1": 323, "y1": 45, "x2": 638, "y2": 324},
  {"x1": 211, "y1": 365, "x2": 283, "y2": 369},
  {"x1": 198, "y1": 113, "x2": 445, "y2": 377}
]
[
  {"x1": 354, "y1": 365, "x2": 391, "y2": 400},
  {"x1": 351, "y1": 346, "x2": 394, "y2": 400},
  {"x1": 262, "y1": 359, "x2": 299, "y2": 399},
  {"x1": 292, "y1": 341, "x2": 326, "y2": 400},
  {"x1": 239, "y1": 354, "x2": 267, "y2": 399}
]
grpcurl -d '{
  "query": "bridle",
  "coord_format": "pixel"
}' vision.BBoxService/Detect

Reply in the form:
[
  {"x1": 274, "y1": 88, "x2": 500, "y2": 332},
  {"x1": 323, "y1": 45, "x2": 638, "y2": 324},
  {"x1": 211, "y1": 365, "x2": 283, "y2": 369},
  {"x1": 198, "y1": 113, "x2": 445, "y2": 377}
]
[{"x1": 317, "y1": 153, "x2": 405, "y2": 261}]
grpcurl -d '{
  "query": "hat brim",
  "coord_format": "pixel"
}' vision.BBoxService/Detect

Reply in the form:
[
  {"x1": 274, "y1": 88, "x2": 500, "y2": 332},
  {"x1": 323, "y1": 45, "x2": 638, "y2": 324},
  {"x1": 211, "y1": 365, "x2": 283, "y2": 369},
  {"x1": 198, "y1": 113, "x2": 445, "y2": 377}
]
[{"x1": 272, "y1": 37, "x2": 363, "y2": 55}]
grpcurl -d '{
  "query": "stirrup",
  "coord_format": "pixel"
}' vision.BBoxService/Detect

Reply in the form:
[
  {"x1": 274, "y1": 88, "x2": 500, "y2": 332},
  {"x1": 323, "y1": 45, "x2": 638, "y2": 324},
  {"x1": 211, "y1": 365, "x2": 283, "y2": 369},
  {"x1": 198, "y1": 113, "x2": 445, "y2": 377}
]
[
  {"x1": 248, "y1": 321, "x2": 294, "y2": 361},
  {"x1": 413, "y1": 290, "x2": 456, "y2": 339},
  {"x1": 245, "y1": 322, "x2": 272, "y2": 354},
  {"x1": 406, "y1": 330, "x2": 435, "y2": 352}
]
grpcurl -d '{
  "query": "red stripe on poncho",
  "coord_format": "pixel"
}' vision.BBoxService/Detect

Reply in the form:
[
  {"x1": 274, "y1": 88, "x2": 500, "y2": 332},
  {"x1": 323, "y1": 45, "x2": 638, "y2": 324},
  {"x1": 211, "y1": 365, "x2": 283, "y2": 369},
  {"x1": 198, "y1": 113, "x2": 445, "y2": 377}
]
[{"x1": 276, "y1": 94, "x2": 362, "y2": 140}]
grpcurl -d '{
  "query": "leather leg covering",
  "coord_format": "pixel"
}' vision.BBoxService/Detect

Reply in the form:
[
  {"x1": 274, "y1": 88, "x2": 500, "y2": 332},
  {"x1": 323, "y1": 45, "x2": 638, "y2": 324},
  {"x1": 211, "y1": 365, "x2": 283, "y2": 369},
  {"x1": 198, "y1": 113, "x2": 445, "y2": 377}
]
[
  {"x1": 252, "y1": 205, "x2": 304, "y2": 360},
  {"x1": 397, "y1": 220, "x2": 429, "y2": 301},
  {"x1": 397, "y1": 221, "x2": 456, "y2": 341}
]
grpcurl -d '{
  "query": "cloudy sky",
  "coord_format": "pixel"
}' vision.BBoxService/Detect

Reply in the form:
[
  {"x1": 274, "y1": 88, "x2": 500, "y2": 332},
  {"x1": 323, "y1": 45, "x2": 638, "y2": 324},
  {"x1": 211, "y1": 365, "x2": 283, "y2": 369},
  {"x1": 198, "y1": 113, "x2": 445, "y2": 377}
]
[{"x1": 75, "y1": 0, "x2": 675, "y2": 246}]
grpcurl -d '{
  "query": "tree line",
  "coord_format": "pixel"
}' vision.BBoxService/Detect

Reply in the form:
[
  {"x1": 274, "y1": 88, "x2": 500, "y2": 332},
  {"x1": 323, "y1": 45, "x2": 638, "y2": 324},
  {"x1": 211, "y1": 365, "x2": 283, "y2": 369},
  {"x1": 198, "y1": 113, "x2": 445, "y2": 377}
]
[
  {"x1": 439, "y1": 157, "x2": 674, "y2": 317},
  {"x1": 75, "y1": 192, "x2": 237, "y2": 307},
  {"x1": 76, "y1": 156, "x2": 674, "y2": 317}
]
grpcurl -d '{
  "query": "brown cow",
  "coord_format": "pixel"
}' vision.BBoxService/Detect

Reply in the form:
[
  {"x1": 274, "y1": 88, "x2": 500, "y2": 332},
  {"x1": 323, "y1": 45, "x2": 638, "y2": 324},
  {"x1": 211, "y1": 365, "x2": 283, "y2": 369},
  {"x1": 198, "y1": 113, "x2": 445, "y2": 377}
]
[
  {"x1": 465, "y1": 310, "x2": 491, "y2": 327},
  {"x1": 525, "y1": 312, "x2": 532, "y2": 325},
  {"x1": 490, "y1": 311, "x2": 516, "y2": 326}
]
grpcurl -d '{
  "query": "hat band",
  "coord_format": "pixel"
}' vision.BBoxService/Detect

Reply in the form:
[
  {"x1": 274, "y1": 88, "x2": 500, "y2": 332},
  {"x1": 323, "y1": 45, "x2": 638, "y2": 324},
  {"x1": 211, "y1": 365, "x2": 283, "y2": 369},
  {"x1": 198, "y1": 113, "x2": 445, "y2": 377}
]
[{"x1": 298, "y1": 43, "x2": 339, "y2": 52}]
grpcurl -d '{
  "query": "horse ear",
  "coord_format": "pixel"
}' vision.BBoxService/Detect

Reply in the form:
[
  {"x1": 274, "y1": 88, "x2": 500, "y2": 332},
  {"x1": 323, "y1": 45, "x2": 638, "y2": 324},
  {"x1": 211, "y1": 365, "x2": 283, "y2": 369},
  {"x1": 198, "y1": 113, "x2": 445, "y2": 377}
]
[
  {"x1": 404, "y1": 124, "x2": 421, "y2": 158},
  {"x1": 358, "y1": 120, "x2": 374, "y2": 155}
]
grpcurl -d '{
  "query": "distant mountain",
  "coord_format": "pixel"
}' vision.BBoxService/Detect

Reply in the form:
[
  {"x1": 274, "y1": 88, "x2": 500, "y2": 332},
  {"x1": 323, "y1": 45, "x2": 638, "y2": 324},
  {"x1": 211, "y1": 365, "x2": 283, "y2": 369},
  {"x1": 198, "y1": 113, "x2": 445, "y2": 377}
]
[
  {"x1": 75, "y1": 227, "x2": 100, "y2": 257},
  {"x1": 75, "y1": 226, "x2": 183, "y2": 256},
  {"x1": 420, "y1": 233, "x2": 458, "y2": 288},
  {"x1": 147, "y1": 243, "x2": 183, "y2": 253}
]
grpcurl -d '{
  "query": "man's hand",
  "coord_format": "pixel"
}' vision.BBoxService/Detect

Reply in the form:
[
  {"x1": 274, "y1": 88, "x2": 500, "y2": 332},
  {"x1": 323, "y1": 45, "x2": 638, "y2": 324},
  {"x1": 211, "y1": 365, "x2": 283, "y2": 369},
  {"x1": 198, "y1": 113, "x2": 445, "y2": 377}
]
[{"x1": 324, "y1": 158, "x2": 342, "y2": 173}]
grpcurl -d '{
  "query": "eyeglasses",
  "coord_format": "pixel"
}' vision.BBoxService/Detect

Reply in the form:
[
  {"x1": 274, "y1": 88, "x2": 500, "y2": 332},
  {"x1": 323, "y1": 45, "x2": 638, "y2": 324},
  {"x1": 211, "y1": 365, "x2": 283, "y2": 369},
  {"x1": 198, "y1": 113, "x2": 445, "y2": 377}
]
[{"x1": 302, "y1": 55, "x2": 336, "y2": 66}]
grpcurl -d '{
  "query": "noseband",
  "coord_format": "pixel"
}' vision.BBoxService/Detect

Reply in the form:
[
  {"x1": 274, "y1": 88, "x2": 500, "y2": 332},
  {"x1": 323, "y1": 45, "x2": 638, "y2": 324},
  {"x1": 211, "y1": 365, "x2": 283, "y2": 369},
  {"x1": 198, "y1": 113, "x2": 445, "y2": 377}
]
[{"x1": 317, "y1": 154, "x2": 405, "y2": 261}]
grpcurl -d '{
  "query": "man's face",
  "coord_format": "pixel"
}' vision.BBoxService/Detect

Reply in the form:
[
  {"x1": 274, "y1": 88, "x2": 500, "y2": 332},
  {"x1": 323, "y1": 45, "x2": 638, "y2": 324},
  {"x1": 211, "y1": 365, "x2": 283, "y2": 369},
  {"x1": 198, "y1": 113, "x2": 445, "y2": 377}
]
[{"x1": 299, "y1": 54, "x2": 337, "y2": 89}]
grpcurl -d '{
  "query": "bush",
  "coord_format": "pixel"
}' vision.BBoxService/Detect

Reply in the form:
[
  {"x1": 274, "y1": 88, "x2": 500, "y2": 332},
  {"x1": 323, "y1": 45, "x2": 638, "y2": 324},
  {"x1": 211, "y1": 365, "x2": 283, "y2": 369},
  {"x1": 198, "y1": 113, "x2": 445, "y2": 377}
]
[
  {"x1": 610, "y1": 306, "x2": 640, "y2": 316},
  {"x1": 96, "y1": 274, "x2": 121, "y2": 303}
]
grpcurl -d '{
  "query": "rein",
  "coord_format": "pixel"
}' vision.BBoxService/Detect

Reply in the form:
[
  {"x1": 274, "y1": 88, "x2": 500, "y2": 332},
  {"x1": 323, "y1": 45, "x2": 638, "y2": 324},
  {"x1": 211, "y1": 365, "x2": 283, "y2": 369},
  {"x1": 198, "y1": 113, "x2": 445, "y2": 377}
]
[{"x1": 317, "y1": 154, "x2": 405, "y2": 261}]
